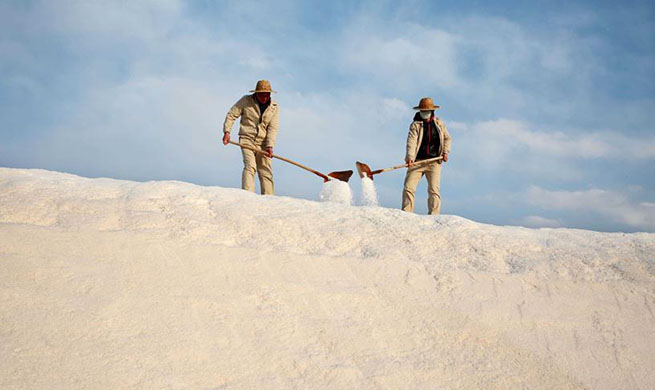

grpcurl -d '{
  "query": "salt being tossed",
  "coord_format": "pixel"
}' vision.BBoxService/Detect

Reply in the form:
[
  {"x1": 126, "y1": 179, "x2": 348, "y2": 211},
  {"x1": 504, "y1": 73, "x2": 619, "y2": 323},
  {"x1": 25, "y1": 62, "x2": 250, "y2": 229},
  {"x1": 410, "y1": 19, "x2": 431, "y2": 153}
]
[
  {"x1": 319, "y1": 179, "x2": 352, "y2": 205},
  {"x1": 360, "y1": 176, "x2": 378, "y2": 206}
]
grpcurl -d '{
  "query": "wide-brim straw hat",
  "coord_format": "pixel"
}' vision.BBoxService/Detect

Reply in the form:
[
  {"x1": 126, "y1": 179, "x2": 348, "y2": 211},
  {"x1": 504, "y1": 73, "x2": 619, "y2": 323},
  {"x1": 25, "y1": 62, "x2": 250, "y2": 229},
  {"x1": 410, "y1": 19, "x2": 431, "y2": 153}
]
[
  {"x1": 413, "y1": 97, "x2": 440, "y2": 110},
  {"x1": 250, "y1": 80, "x2": 277, "y2": 93}
]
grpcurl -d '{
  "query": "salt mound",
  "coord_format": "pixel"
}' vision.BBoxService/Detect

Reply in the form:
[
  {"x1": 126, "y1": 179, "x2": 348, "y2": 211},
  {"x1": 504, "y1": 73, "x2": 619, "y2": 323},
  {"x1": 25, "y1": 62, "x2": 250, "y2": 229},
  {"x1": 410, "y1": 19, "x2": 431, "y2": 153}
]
[{"x1": 2, "y1": 168, "x2": 654, "y2": 390}]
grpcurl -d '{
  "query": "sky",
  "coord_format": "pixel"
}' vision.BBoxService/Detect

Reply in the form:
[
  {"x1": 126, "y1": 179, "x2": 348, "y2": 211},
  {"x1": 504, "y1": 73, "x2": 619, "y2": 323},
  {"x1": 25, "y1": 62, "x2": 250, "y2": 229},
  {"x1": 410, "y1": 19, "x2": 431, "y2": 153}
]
[{"x1": 1, "y1": 0, "x2": 654, "y2": 232}]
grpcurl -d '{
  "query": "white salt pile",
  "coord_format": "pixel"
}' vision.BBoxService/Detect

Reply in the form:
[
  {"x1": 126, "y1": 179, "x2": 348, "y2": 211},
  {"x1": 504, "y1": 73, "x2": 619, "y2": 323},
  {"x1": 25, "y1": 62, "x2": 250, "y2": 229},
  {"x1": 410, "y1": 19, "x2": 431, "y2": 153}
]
[
  {"x1": 319, "y1": 179, "x2": 352, "y2": 204},
  {"x1": 2, "y1": 168, "x2": 655, "y2": 390},
  {"x1": 360, "y1": 176, "x2": 378, "y2": 206}
]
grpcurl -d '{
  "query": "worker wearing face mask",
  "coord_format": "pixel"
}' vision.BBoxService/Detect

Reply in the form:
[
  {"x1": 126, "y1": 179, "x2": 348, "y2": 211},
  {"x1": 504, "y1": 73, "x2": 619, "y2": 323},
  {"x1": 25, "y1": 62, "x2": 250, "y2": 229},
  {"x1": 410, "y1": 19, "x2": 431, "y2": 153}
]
[
  {"x1": 402, "y1": 97, "x2": 452, "y2": 215},
  {"x1": 222, "y1": 80, "x2": 280, "y2": 195}
]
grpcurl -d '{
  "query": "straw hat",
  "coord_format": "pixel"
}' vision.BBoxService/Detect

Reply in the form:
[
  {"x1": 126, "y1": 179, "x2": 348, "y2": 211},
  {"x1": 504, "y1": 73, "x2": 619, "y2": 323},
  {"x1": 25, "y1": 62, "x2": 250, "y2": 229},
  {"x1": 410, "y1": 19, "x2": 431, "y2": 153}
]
[
  {"x1": 250, "y1": 80, "x2": 277, "y2": 93},
  {"x1": 413, "y1": 97, "x2": 440, "y2": 110}
]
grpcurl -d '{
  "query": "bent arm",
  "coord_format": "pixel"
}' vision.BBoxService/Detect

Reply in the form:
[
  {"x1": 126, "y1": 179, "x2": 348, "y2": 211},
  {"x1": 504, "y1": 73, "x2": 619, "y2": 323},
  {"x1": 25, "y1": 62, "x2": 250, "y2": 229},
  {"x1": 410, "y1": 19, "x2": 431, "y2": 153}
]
[
  {"x1": 264, "y1": 105, "x2": 279, "y2": 148},
  {"x1": 222, "y1": 96, "x2": 245, "y2": 135},
  {"x1": 405, "y1": 123, "x2": 419, "y2": 162},
  {"x1": 439, "y1": 119, "x2": 451, "y2": 154}
]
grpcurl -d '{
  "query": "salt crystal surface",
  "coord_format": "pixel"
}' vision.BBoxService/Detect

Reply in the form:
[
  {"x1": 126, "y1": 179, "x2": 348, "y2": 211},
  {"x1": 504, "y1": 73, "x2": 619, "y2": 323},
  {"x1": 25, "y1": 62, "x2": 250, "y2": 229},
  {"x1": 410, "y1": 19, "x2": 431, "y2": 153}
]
[{"x1": 2, "y1": 167, "x2": 654, "y2": 390}]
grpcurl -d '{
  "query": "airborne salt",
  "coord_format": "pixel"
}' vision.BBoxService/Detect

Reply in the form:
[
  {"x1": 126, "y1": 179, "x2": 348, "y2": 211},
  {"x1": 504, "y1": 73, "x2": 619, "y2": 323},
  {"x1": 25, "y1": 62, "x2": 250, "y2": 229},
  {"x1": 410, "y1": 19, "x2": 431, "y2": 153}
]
[{"x1": 319, "y1": 179, "x2": 352, "y2": 205}]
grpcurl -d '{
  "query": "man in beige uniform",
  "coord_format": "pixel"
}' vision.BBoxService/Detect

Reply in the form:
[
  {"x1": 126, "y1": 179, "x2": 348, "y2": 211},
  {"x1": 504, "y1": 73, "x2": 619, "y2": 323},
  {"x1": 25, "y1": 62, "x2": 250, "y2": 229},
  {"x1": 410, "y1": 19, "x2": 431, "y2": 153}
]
[
  {"x1": 222, "y1": 80, "x2": 280, "y2": 195},
  {"x1": 402, "y1": 97, "x2": 452, "y2": 215}
]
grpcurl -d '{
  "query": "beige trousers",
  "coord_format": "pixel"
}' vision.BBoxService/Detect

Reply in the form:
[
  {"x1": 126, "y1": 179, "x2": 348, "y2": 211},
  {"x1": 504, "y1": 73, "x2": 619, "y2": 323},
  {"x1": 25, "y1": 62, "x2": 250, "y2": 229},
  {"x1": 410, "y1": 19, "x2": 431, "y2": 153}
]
[
  {"x1": 402, "y1": 161, "x2": 442, "y2": 215},
  {"x1": 240, "y1": 138, "x2": 274, "y2": 195}
]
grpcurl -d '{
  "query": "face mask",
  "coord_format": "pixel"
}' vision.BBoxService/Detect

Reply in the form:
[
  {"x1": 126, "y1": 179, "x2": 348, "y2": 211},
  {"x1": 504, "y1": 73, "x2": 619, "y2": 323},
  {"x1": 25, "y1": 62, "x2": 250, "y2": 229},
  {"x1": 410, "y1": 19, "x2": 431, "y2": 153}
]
[
  {"x1": 255, "y1": 93, "x2": 271, "y2": 104},
  {"x1": 419, "y1": 111, "x2": 432, "y2": 120}
]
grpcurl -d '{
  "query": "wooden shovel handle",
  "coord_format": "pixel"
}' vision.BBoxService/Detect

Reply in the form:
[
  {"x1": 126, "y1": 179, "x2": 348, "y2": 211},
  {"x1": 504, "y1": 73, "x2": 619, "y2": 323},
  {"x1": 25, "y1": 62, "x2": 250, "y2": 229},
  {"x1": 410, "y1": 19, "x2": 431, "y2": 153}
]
[
  {"x1": 228, "y1": 140, "x2": 330, "y2": 182},
  {"x1": 371, "y1": 156, "x2": 443, "y2": 176}
]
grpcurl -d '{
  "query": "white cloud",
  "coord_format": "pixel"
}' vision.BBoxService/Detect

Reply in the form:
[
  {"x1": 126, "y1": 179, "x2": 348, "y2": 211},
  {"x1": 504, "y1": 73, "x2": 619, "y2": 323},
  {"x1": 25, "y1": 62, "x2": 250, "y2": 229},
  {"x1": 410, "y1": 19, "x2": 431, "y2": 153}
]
[
  {"x1": 525, "y1": 186, "x2": 655, "y2": 231},
  {"x1": 338, "y1": 20, "x2": 461, "y2": 90},
  {"x1": 279, "y1": 92, "x2": 409, "y2": 163},
  {"x1": 446, "y1": 121, "x2": 469, "y2": 132},
  {"x1": 517, "y1": 215, "x2": 562, "y2": 229},
  {"x1": 33, "y1": 75, "x2": 232, "y2": 179},
  {"x1": 336, "y1": 15, "x2": 556, "y2": 113},
  {"x1": 48, "y1": 0, "x2": 182, "y2": 41},
  {"x1": 472, "y1": 119, "x2": 655, "y2": 160}
]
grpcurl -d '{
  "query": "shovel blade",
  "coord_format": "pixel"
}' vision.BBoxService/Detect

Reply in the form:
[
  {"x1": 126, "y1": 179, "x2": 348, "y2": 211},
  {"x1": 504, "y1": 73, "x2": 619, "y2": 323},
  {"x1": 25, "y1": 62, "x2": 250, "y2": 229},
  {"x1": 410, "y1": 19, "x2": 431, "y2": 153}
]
[
  {"x1": 328, "y1": 170, "x2": 354, "y2": 183},
  {"x1": 355, "y1": 161, "x2": 373, "y2": 179}
]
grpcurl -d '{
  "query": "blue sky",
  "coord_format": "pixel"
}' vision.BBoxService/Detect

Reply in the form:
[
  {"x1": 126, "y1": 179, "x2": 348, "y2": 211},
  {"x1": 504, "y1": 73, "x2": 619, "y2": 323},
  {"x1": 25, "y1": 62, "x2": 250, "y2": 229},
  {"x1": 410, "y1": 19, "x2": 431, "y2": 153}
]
[{"x1": 1, "y1": 0, "x2": 654, "y2": 232}]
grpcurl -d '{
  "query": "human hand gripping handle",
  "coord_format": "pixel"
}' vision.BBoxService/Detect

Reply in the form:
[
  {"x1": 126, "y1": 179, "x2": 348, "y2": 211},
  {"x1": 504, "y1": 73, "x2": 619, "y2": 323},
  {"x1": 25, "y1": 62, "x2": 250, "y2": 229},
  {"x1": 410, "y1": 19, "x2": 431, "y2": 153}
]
[
  {"x1": 223, "y1": 133, "x2": 272, "y2": 158},
  {"x1": 407, "y1": 155, "x2": 447, "y2": 167},
  {"x1": 226, "y1": 140, "x2": 352, "y2": 182}
]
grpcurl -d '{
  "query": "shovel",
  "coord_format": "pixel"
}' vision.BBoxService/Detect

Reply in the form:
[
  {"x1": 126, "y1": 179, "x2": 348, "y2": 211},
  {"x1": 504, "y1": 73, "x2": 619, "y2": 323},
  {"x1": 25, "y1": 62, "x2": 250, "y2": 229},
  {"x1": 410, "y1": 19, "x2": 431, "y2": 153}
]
[
  {"x1": 356, "y1": 156, "x2": 443, "y2": 180},
  {"x1": 228, "y1": 141, "x2": 353, "y2": 182}
]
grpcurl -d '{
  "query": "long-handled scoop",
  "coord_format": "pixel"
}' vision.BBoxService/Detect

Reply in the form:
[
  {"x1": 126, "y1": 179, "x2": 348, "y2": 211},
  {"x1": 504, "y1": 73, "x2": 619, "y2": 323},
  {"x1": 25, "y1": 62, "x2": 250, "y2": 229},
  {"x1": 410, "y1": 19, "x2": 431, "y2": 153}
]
[
  {"x1": 229, "y1": 141, "x2": 353, "y2": 182},
  {"x1": 356, "y1": 156, "x2": 443, "y2": 180}
]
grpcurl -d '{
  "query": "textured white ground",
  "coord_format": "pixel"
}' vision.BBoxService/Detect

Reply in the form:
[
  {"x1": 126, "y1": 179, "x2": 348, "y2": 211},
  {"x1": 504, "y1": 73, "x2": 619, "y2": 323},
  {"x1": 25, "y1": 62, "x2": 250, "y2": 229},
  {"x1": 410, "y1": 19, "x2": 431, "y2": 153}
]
[{"x1": 1, "y1": 167, "x2": 654, "y2": 390}]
